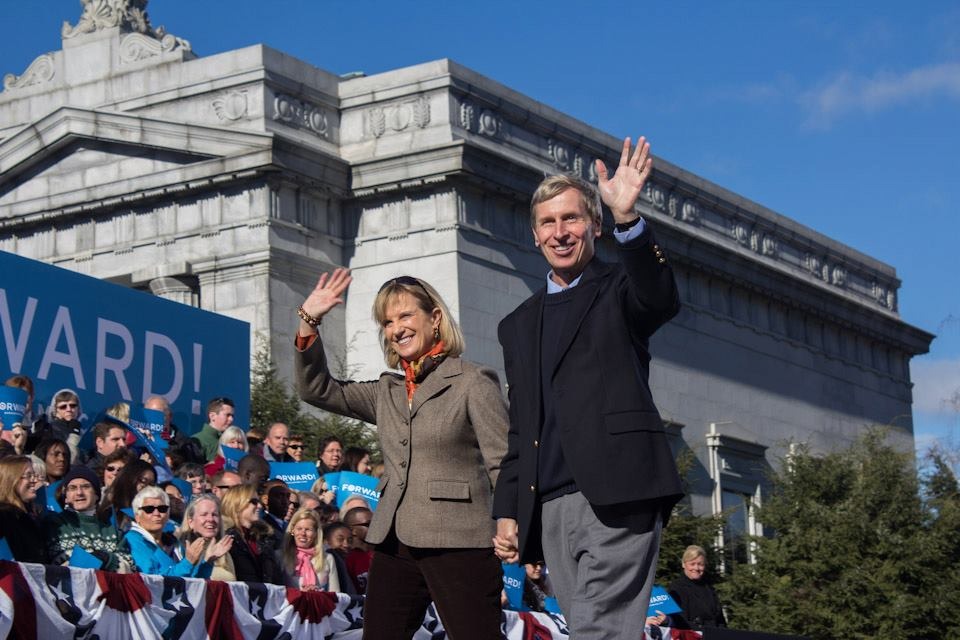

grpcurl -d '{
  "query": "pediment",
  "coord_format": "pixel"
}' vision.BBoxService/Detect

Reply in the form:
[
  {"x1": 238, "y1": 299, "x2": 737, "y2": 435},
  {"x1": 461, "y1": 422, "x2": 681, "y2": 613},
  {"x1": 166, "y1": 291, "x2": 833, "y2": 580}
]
[
  {"x1": 0, "y1": 139, "x2": 210, "y2": 206},
  {"x1": 0, "y1": 106, "x2": 273, "y2": 211}
]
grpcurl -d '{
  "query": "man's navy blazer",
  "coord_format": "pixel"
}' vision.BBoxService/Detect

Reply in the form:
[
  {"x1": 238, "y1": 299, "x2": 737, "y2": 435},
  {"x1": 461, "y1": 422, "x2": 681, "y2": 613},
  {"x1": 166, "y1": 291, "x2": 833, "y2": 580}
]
[{"x1": 492, "y1": 226, "x2": 684, "y2": 562}]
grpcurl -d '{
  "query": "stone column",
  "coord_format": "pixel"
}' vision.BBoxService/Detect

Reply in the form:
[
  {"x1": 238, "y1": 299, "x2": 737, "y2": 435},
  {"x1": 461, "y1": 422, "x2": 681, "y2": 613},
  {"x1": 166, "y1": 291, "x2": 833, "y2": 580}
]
[{"x1": 148, "y1": 275, "x2": 197, "y2": 306}]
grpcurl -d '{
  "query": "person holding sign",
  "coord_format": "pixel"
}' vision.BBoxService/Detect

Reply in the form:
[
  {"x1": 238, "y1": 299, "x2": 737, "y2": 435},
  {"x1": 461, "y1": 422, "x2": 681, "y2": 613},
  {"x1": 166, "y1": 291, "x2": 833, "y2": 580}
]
[{"x1": 295, "y1": 270, "x2": 509, "y2": 640}]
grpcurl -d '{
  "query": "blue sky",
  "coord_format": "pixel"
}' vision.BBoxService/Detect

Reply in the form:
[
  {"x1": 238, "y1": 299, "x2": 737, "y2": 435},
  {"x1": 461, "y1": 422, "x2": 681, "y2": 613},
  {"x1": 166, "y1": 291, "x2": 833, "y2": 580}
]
[{"x1": 2, "y1": 1, "x2": 957, "y2": 457}]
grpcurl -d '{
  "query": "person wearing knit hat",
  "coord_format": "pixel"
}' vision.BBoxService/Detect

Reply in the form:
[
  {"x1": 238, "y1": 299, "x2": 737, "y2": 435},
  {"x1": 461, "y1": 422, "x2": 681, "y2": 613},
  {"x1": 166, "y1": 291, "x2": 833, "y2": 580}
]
[
  {"x1": 40, "y1": 465, "x2": 132, "y2": 570},
  {"x1": 58, "y1": 466, "x2": 102, "y2": 504}
]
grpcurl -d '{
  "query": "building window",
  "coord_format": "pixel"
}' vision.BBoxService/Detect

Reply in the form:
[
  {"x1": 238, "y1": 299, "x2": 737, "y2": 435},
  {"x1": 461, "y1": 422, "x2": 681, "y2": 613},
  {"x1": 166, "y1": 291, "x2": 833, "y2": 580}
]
[{"x1": 706, "y1": 423, "x2": 766, "y2": 572}]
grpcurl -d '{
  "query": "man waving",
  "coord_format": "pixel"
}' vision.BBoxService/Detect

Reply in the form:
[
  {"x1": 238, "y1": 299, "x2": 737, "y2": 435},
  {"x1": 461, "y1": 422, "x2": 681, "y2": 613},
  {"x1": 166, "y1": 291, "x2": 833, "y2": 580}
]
[{"x1": 493, "y1": 137, "x2": 683, "y2": 638}]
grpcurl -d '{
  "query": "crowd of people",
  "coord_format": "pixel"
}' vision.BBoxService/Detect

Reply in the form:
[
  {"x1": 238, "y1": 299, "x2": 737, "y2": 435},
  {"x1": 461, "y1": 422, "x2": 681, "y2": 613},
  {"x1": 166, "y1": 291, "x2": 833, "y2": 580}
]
[{"x1": 0, "y1": 379, "x2": 377, "y2": 596}]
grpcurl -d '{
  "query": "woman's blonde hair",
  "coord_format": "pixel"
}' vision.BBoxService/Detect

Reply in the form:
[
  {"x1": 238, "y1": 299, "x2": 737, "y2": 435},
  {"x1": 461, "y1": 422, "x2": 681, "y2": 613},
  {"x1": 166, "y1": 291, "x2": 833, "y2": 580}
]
[
  {"x1": 682, "y1": 544, "x2": 707, "y2": 564},
  {"x1": 106, "y1": 401, "x2": 130, "y2": 424},
  {"x1": 372, "y1": 277, "x2": 464, "y2": 369},
  {"x1": 220, "y1": 484, "x2": 258, "y2": 529},
  {"x1": 281, "y1": 508, "x2": 326, "y2": 577},
  {"x1": 0, "y1": 456, "x2": 33, "y2": 511}
]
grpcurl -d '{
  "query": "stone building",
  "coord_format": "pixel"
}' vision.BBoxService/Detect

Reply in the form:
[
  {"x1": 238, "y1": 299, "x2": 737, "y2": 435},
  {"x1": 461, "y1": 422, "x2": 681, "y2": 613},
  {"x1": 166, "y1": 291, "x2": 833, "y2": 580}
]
[{"x1": 0, "y1": 2, "x2": 932, "y2": 550}]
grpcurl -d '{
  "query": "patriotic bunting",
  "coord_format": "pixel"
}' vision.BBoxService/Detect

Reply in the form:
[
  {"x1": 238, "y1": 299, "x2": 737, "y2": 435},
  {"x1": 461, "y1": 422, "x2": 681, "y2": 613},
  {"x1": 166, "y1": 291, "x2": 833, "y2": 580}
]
[{"x1": 0, "y1": 561, "x2": 700, "y2": 639}]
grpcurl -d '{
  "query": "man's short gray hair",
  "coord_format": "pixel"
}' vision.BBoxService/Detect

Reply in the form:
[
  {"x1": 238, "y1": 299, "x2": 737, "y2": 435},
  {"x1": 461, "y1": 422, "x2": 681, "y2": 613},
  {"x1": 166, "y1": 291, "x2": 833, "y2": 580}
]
[{"x1": 530, "y1": 174, "x2": 601, "y2": 228}]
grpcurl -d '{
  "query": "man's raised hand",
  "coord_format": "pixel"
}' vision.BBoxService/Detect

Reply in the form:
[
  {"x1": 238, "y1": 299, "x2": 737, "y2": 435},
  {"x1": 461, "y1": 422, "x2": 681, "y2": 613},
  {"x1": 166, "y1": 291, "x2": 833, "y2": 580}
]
[{"x1": 596, "y1": 136, "x2": 653, "y2": 223}]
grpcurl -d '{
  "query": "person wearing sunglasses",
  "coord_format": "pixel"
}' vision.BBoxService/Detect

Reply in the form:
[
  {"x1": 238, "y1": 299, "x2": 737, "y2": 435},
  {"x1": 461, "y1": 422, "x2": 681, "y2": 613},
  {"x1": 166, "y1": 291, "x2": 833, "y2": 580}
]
[
  {"x1": 295, "y1": 270, "x2": 509, "y2": 639},
  {"x1": 30, "y1": 388, "x2": 83, "y2": 461},
  {"x1": 286, "y1": 434, "x2": 305, "y2": 462},
  {"x1": 221, "y1": 484, "x2": 283, "y2": 584},
  {"x1": 124, "y1": 485, "x2": 224, "y2": 577},
  {"x1": 97, "y1": 448, "x2": 133, "y2": 493}
]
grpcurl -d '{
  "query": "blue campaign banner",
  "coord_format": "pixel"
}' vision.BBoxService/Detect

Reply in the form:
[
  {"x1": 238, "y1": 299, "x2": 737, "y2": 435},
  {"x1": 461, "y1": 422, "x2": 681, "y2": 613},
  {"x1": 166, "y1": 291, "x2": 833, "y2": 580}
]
[
  {"x1": 335, "y1": 471, "x2": 381, "y2": 510},
  {"x1": 103, "y1": 413, "x2": 171, "y2": 471},
  {"x1": 170, "y1": 478, "x2": 193, "y2": 501},
  {"x1": 501, "y1": 562, "x2": 528, "y2": 611},
  {"x1": 69, "y1": 545, "x2": 103, "y2": 569},
  {"x1": 0, "y1": 386, "x2": 27, "y2": 429},
  {"x1": 0, "y1": 250, "x2": 249, "y2": 435},
  {"x1": 36, "y1": 481, "x2": 63, "y2": 513},
  {"x1": 129, "y1": 406, "x2": 165, "y2": 441},
  {"x1": 270, "y1": 462, "x2": 319, "y2": 492},
  {"x1": 222, "y1": 445, "x2": 245, "y2": 471},
  {"x1": 323, "y1": 472, "x2": 341, "y2": 495},
  {"x1": 543, "y1": 596, "x2": 561, "y2": 614},
  {"x1": 647, "y1": 585, "x2": 682, "y2": 616}
]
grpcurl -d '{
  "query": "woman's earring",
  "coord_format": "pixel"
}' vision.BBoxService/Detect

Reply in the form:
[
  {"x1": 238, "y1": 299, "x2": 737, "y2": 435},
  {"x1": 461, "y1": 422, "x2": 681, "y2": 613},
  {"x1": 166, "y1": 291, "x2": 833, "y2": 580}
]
[{"x1": 434, "y1": 327, "x2": 441, "y2": 341}]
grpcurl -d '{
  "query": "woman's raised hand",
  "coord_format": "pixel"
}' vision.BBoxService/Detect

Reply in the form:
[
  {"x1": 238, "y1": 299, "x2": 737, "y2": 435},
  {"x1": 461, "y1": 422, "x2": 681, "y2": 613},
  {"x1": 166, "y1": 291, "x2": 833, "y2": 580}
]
[{"x1": 301, "y1": 268, "x2": 352, "y2": 325}]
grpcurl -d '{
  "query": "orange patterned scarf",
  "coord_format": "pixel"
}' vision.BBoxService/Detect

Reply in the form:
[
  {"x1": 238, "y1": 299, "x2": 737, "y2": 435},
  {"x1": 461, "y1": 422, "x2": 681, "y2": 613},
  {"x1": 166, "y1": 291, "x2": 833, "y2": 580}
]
[{"x1": 400, "y1": 341, "x2": 446, "y2": 404}]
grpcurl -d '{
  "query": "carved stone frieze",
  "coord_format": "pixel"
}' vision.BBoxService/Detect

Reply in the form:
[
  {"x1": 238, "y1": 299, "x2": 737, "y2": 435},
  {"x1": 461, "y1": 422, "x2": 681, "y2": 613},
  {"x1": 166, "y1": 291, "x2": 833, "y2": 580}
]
[
  {"x1": 478, "y1": 109, "x2": 501, "y2": 137},
  {"x1": 369, "y1": 107, "x2": 386, "y2": 138},
  {"x1": 668, "y1": 194, "x2": 679, "y2": 218},
  {"x1": 368, "y1": 96, "x2": 431, "y2": 138},
  {"x1": 119, "y1": 32, "x2": 191, "y2": 64},
  {"x1": 3, "y1": 53, "x2": 55, "y2": 91},
  {"x1": 681, "y1": 200, "x2": 700, "y2": 224},
  {"x1": 761, "y1": 234, "x2": 778, "y2": 257},
  {"x1": 731, "y1": 220, "x2": 750, "y2": 246},
  {"x1": 459, "y1": 101, "x2": 475, "y2": 131},
  {"x1": 411, "y1": 96, "x2": 431, "y2": 129},
  {"x1": 548, "y1": 139, "x2": 571, "y2": 170},
  {"x1": 212, "y1": 91, "x2": 248, "y2": 121},
  {"x1": 830, "y1": 265, "x2": 846, "y2": 287},
  {"x1": 273, "y1": 93, "x2": 329, "y2": 138},
  {"x1": 804, "y1": 253, "x2": 822, "y2": 278},
  {"x1": 573, "y1": 154, "x2": 585, "y2": 178},
  {"x1": 644, "y1": 182, "x2": 667, "y2": 212},
  {"x1": 587, "y1": 160, "x2": 598, "y2": 183}
]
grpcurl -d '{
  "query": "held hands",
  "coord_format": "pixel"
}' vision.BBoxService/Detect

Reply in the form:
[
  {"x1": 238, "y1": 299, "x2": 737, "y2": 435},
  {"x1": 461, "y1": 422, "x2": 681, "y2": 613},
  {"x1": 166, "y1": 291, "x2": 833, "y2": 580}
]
[
  {"x1": 493, "y1": 517, "x2": 520, "y2": 563},
  {"x1": 596, "y1": 136, "x2": 653, "y2": 223},
  {"x1": 299, "y1": 268, "x2": 352, "y2": 333}
]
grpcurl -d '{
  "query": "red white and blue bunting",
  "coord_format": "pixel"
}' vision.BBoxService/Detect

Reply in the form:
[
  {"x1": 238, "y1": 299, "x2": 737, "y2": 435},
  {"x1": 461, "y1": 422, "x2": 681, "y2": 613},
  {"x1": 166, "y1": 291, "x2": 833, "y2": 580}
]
[{"x1": 0, "y1": 561, "x2": 701, "y2": 639}]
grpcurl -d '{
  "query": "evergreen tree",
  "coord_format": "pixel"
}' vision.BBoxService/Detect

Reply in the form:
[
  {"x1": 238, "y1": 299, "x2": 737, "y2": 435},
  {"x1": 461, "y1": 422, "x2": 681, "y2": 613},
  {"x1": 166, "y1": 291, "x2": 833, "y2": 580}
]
[
  {"x1": 720, "y1": 430, "x2": 960, "y2": 639},
  {"x1": 248, "y1": 341, "x2": 379, "y2": 462}
]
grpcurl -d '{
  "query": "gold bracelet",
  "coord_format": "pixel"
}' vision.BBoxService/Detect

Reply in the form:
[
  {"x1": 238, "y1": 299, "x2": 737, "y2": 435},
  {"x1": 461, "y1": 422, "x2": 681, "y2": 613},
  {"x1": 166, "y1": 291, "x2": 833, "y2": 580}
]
[{"x1": 297, "y1": 306, "x2": 321, "y2": 327}]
